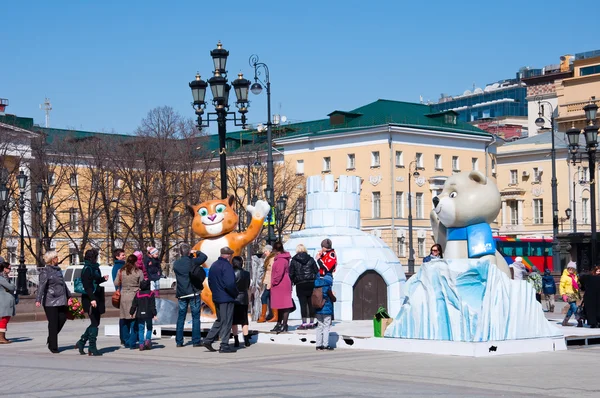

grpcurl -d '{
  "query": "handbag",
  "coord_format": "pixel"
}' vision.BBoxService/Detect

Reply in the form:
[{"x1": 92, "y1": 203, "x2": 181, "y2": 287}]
[
  {"x1": 111, "y1": 270, "x2": 122, "y2": 308},
  {"x1": 327, "y1": 289, "x2": 337, "y2": 303},
  {"x1": 74, "y1": 266, "x2": 97, "y2": 295}
]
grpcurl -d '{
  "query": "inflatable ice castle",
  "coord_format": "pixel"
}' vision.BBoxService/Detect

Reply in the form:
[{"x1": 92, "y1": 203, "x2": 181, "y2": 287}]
[{"x1": 284, "y1": 175, "x2": 406, "y2": 321}]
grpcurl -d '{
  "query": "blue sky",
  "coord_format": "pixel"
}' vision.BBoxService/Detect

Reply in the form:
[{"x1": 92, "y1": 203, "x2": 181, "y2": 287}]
[{"x1": 0, "y1": 0, "x2": 595, "y2": 135}]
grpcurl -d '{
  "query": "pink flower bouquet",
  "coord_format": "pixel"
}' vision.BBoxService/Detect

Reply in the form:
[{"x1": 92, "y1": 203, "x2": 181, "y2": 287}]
[{"x1": 67, "y1": 297, "x2": 86, "y2": 320}]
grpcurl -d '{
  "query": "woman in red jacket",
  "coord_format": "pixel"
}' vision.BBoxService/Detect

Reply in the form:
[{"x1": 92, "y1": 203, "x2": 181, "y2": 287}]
[{"x1": 269, "y1": 241, "x2": 293, "y2": 333}]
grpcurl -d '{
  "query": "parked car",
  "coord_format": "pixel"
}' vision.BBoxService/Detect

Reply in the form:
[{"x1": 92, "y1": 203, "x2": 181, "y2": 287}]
[
  {"x1": 159, "y1": 275, "x2": 177, "y2": 289},
  {"x1": 63, "y1": 265, "x2": 116, "y2": 293}
]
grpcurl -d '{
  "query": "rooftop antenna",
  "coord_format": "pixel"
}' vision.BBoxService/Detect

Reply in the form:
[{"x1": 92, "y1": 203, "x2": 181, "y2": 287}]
[{"x1": 40, "y1": 97, "x2": 52, "y2": 127}]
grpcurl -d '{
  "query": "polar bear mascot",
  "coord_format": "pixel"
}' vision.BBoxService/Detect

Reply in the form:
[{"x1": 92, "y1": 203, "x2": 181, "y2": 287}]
[{"x1": 430, "y1": 170, "x2": 511, "y2": 277}]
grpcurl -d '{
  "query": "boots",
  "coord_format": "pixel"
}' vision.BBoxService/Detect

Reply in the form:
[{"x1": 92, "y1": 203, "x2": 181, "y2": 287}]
[
  {"x1": 234, "y1": 335, "x2": 240, "y2": 348},
  {"x1": 87, "y1": 327, "x2": 102, "y2": 356},
  {"x1": 562, "y1": 316, "x2": 571, "y2": 326},
  {"x1": 244, "y1": 334, "x2": 251, "y2": 347},
  {"x1": 257, "y1": 304, "x2": 268, "y2": 323},
  {"x1": 0, "y1": 331, "x2": 11, "y2": 344},
  {"x1": 75, "y1": 328, "x2": 89, "y2": 355},
  {"x1": 267, "y1": 309, "x2": 278, "y2": 323},
  {"x1": 270, "y1": 321, "x2": 282, "y2": 332},
  {"x1": 577, "y1": 319, "x2": 584, "y2": 328}
]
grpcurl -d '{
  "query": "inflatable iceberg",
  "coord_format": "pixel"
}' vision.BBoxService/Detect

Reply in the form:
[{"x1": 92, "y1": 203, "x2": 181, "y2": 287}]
[{"x1": 384, "y1": 259, "x2": 562, "y2": 341}]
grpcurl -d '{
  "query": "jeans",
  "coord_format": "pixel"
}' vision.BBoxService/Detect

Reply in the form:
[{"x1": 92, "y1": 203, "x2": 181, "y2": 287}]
[
  {"x1": 567, "y1": 302, "x2": 578, "y2": 318},
  {"x1": 261, "y1": 289, "x2": 270, "y2": 305},
  {"x1": 138, "y1": 319, "x2": 153, "y2": 343},
  {"x1": 205, "y1": 302, "x2": 234, "y2": 350},
  {"x1": 176, "y1": 295, "x2": 201, "y2": 346},
  {"x1": 121, "y1": 319, "x2": 137, "y2": 348},
  {"x1": 316, "y1": 314, "x2": 332, "y2": 347}
]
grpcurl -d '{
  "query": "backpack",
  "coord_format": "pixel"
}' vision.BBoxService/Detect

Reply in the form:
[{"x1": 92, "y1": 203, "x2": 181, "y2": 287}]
[
  {"x1": 311, "y1": 287, "x2": 326, "y2": 310},
  {"x1": 189, "y1": 263, "x2": 206, "y2": 290}
]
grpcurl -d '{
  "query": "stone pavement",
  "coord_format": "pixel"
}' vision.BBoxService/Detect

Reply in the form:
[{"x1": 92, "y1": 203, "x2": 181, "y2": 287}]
[{"x1": 2, "y1": 319, "x2": 600, "y2": 397}]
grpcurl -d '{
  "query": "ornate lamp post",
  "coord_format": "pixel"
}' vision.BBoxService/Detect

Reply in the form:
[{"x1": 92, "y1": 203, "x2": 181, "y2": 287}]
[
  {"x1": 249, "y1": 54, "x2": 278, "y2": 245},
  {"x1": 189, "y1": 42, "x2": 251, "y2": 199},
  {"x1": 565, "y1": 101, "x2": 599, "y2": 271},
  {"x1": 534, "y1": 98, "x2": 560, "y2": 272},
  {"x1": 407, "y1": 161, "x2": 420, "y2": 273},
  {"x1": 16, "y1": 170, "x2": 28, "y2": 295},
  {"x1": 35, "y1": 184, "x2": 45, "y2": 267},
  {"x1": 276, "y1": 194, "x2": 288, "y2": 242}
]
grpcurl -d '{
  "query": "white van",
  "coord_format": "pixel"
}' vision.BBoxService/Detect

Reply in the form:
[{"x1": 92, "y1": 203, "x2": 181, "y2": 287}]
[{"x1": 63, "y1": 265, "x2": 116, "y2": 293}]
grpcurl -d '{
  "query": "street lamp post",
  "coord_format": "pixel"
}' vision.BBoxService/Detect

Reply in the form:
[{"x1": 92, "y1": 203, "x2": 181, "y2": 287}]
[
  {"x1": 16, "y1": 170, "x2": 28, "y2": 296},
  {"x1": 249, "y1": 54, "x2": 277, "y2": 245},
  {"x1": 534, "y1": 98, "x2": 560, "y2": 273},
  {"x1": 560, "y1": 208, "x2": 572, "y2": 233},
  {"x1": 276, "y1": 194, "x2": 288, "y2": 242},
  {"x1": 407, "y1": 161, "x2": 420, "y2": 273},
  {"x1": 572, "y1": 171, "x2": 582, "y2": 234},
  {"x1": 35, "y1": 184, "x2": 45, "y2": 267},
  {"x1": 565, "y1": 100, "x2": 599, "y2": 271},
  {"x1": 189, "y1": 42, "x2": 251, "y2": 199},
  {"x1": 0, "y1": 183, "x2": 7, "y2": 232}
]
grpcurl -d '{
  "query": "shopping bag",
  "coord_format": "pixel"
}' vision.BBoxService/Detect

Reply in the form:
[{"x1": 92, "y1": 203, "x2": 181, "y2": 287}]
[{"x1": 373, "y1": 306, "x2": 392, "y2": 337}]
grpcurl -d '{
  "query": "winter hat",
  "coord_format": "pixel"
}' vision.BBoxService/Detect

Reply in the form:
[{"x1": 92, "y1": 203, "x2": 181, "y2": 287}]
[
  {"x1": 321, "y1": 238, "x2": 332, "y2": 249},
  {"x1": 263, "y1": 245, "x2": 273, "y2": 252},
  {"x1": 147, "y1": 247, "x2": 159, "y2": 256},
  {"x1": 139, "y1": 279, "x2": 151, "y2": 290},
  {"x1": 567, "y1": 261, "x2": 577, "y2": 269},
  {"x1": 133, "y1": 251, "x2": 144, "y2": 267},
  {"x1": 515, "y1": 257, "x2": 523, "y2": 263}
]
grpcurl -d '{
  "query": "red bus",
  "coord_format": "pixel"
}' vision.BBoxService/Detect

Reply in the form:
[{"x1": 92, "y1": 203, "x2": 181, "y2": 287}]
[{"x1": 494, "y1": 237, "x2": 553, "y2": 272}]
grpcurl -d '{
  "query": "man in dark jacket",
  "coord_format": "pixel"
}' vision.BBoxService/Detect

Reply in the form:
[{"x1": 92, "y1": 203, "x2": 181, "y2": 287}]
[
  {"x1": 542, "y1": 269, "x2": 557, "y2": 312},
  {"x1": 290, "y1": 246, "x2": 319, "y2": 329},
  {"x1": 111, "y1": 248, "x2": 126, "y2": 346},
  {"x1": 203, "y1": 247, "x2": 238, "y2": 353},
  {"x1": 173, "y1": 243, "x2": 207, "y2": 347}
]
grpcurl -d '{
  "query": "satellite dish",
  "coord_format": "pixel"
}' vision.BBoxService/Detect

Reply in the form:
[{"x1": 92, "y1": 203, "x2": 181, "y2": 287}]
[
  {"x1": 463, "y1": 90, "x2": 472, "y2": 96},
  {"x1": 474, "y1": 87, "x2": 483, "y2": 94},
  {"x1": 281, "y1": 115, "x2": 287, "y2": 123},
  {"x1": 257, "y1": 123, "x2": 265, "y2": 132},
  {"x1": 492, "y1": 83, "x2": 500, "y2": 89}
]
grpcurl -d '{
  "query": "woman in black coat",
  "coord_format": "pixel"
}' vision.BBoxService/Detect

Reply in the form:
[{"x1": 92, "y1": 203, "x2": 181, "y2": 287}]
[
  {"x1": 289, "y1": 244, "x2": 319, "y2": 329},
  {"x1": 36, "y1": 250, "x2": 70, "y2": 353},
  {"x1": 75, "y1": 249, "x2": 108, "y2": 356},
  {"x1": 581, "y1": 266, "x2": 600, "y2": 328},
  {"x1": 232, "y1": 256, "x2": 251, "y2": 347}
]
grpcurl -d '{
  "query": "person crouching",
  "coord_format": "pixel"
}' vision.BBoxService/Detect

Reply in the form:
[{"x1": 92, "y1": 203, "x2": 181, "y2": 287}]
[{"x1": 130, "y1": 279, "x2": 157, "y2": 351}]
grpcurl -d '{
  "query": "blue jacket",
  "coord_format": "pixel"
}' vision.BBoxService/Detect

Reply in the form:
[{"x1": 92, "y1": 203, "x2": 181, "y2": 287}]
[
  {"x1": 314, "y1": 274, "x2": 334, "y2": 315},
  {"x1": 208, "y1": 257, "x2": 238, "y2": 304},
  {"x1": 112, "y1": 260, "x2": 125, "y2": 288},
  {"x1": 542, "y1": 271, "x2": 557, "y2": 295}
]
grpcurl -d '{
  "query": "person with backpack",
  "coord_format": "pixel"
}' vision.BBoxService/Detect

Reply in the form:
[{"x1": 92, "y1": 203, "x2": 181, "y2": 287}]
[
  {"x1": 145, "y1": 246, "x2": 163, "y2": 293},
  {"x1": 542, "y1": 269, "x2": 557, "y2": 312},
  {"x1": 313, "y1": 268, "x2": 335, "y2": 351},
  {"x1": 118, "y1": 254, "x2": 144, "y2": 349},
  {"x1": 231, "y1": 256, "x2": 251, "y2": 347},
  {"x1": 75, "y1": 249, "x2": 109, "y2": 356},
  {"x1": 173, "y1": 243, "x2": 207, "y2": 348},
  {"x1": 130, "y1": 279, "x2": 157, "y2": 351},
  {"x1": 289, "y1": 244, "x2": 319, "y2": 330}
]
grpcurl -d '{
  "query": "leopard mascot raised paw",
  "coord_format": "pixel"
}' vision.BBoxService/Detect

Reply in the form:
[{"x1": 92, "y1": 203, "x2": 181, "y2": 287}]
[{"x1": 187, "y1": 195, "x2": 270, "y2": 316}]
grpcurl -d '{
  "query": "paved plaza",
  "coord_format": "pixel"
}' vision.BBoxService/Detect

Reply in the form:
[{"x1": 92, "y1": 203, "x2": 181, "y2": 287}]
[{"x1": 0, "y1": 319, "x2": 599, "y2": 397}]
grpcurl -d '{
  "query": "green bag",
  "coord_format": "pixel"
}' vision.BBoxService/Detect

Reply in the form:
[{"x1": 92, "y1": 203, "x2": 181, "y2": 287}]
[
  {"x1": 373, "y1": 306, "x2": 392, "y2": 338},
  {"x1": 74, "y1": 266, "x2": 97, "y2": 295}
]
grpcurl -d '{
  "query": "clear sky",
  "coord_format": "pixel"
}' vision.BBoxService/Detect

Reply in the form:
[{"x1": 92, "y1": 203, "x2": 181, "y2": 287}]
[{"x1": 0, "y1": 0, "x2": 595, "y2": 135}]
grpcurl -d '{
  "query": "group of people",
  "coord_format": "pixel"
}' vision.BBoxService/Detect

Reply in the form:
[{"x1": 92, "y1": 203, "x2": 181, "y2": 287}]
[{"x1": 558, "y1": 262, "x2": 600, "y2": 328}]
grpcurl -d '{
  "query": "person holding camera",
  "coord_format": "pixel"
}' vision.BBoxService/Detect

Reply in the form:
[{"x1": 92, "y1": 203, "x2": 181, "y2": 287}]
[{"x1": 173, "y1": 243, "x2": 207, "y2": 347}]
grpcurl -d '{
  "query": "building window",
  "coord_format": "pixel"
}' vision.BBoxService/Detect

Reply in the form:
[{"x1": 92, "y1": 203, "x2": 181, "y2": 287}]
[
  {"x1": 491, "y1": 158, "x2": 497, "y2": 175},
  {"x1": 48, "y1": 207, "x2": 56, "y2": 232},
  {"x1": 92, "y1": 212, "x2": 101, "y2": 232},
  {"x1": 434, "y1": 154, "x2": 442, "y2": 170},
  {"x1": 69, "y1": 208, "x2": 79, "y2": 232},
  {"x1": 452, "y1": 156, "x2": 460, "y2": 171},
  {"x1": 418, "y1": 238, "x2": 426, "y2": 257},
  {"x1": 444, "y1": 113, "x2": 457, "y2": 125},
  {"x1": 322, "y1": 157, "x2": 331, "y2": 172},
  {"x1": 416, "y1": 153, "x2": 424, "y2": 169},
  {"x1": 533, "y1": 167, "x2": 542, "y2": 183},
  {"x1": 397, "y1": 237, "x2": 406, "y2": 257},
  {"x1": 508, "y1": 200, "x2": 518, "y2": 225},
  {"x1": 154, "y1": 212, "x2": 162, "y2": 233},
  {"x1": 582, "y1": 198, "x2": 589, "y2": 224},
  {"x1": 236, "y1": 174, "x2": 244, "y2": 187},
  {"x1": 395, "y1": 151, "x2": 404, "y2": 167},
  {"x1": 510, "y1": 170, "x2": 518, "y2": 185},
  {"x1": 580, "y1": 65, "x2": 600, "y2": 77},
  {"x1": 296, "y1": 160, "x2": 304, "y2": 175},
  {"x1": 114, "y1": 210, "x2": 121, "y2": 233},
  {"x1": 296, "y1": 199, "x2": 305, "y2": 224},
  {"x1": 347, "y1": 153, "x2": 355, "y2": 170},
  {"x1": 579, "y1": 166, "x2": 589, "y2": 182},
  {"x1": 114, "y1": 177, "x2": 123, "y2": 189},
  {"x1": 533, "y1": 199, "x2": 543, "y2": 224},
  {"x1": 69, "y1": 173, "x2": 78, "y2": 187},
  {"x1": 209, "y1": 178, "x2": 216, "y2": 189},
  {"x1": 69, "y1": 248, "x2": 79, "y2": 265},
  {"x1": 416, "y1": 193, "x2": 424, "y2": 219},
  {"x1": 7, "y1": 246, "x2": 17, "y2": 265},
  {"x1": 395, "y1": 191, "x2": 404, "y2": 218},
  {"x1": 471, "y1": 157, "x2": 478, "y2": 171},
  {"x1": 47, "y1": 172, "x2": 56, "y2": 186},
  {"x1": 173, "y1": 211, "x2": 181, "y2": 232},
  {"x1": 372, "y1": 192, "x2": 381, "y2": 218},
  {"x1": 371, "y1": 151, "x2": 380, "y2": 167}
]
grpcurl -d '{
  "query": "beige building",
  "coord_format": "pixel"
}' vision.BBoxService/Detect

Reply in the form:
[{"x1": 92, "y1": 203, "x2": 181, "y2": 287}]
[{"x1": 275, "y1": 99, "x2": 499, "y2": 270}]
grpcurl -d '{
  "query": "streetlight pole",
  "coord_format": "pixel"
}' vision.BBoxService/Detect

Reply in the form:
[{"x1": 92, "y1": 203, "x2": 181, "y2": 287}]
[
  {"x1": 16, "y1": 170, "x2": 28, "y2": 296},
  {"x1": 407, "y1": 161, "x2": 419, "y2": 273},
  {"x1": 535, "y1": 99, "x2": 560, "y2": 272},
  {"x1": 565, "y1": 100, "x2": 599, "y2": 271},
  {"x1": 189, "y1": 42, "x2": 251, "y2": 199},
  {"x1": 249, "y1": 54, "x2": 277, "y2": 245},
  {"x1": 572, "y1": 171, "x2": 579, "y2": 233}
]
